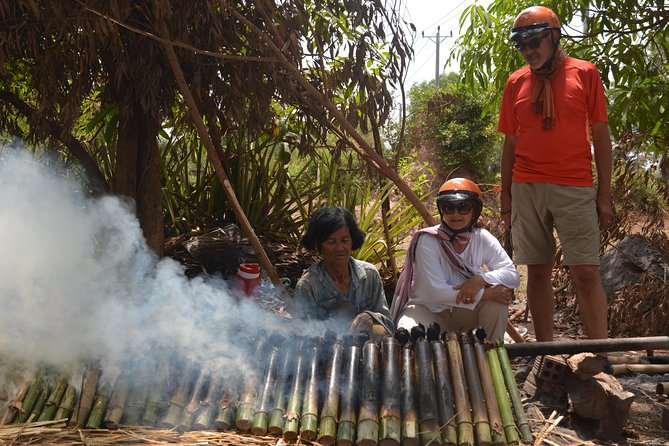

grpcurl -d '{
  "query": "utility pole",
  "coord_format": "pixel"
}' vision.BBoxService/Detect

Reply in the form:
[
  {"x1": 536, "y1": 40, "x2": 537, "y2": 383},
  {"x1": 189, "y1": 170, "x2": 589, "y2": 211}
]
[{"x1": 422, "y1": 26, "x2": 453, "y2": 87}]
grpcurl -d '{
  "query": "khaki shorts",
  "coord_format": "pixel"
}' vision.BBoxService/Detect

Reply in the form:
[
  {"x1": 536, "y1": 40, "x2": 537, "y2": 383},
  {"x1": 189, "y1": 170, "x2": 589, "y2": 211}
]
[{"x1": 511, "y1": 182, "x2": 600, "y2": 266}]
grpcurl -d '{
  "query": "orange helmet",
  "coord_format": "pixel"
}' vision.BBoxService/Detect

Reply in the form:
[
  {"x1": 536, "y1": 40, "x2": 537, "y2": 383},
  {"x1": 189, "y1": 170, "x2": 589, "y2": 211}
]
[
  {"x1": 510, "y1": 6, "x2": 561, "y2": 42},
  {"x1": 437, "y1": 178, "x2": 483, "y2": 227}
]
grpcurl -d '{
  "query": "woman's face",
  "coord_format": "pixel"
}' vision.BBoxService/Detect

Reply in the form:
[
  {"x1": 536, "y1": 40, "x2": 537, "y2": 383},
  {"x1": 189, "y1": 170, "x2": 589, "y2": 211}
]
[
  {"x1": 320, "y1": 225, "x2": 353, "y2": 267},
  {"x1": 441, "y1": 200, "x2": 474, "y2": 231}
]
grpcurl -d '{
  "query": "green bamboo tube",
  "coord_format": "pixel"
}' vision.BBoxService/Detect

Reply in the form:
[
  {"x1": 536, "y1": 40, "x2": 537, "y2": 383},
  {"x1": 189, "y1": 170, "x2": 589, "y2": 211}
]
[
  {"x1": 1, "y1": 380, "x2": 30, "y2": 424},
  {"x1": 54, "y1": 385, "x2": 77, "y2": 421},
  {"x1": 318, "y1": 339, "x2": 344, "y2": 446},
  {"x1": 300, "y1": 339, "x2": 321, "y2": 441},
  {"x1": 86, "y1": 383, "x2": 111, "y2": 429},
  {"x1": 142, "y1": 357, "x2": 171, "y2": 426},
  {"x1": 495, "y1": 339, "x2": 533, "y2": 443},
  {"x1": 431, "y1": 340, "x2": 457, "y2": 446},
  {"x1": 70, "y1": 362, "x2": 102, "y2": 428},
  {"x1": 178, "y1": 372, "x2": 209, "y2": 432},
  {"x1": 473, "y1": 333, "x2": 505, "y2": 446},
  {"x1": 122, "y1": 377, "x2": 149, "y2": 426},
  {"x1": 158, "y1": 363, "x2": 197, "y2": 429},
  {"x1": 38, "y1": 374, "x2": 68, "y2": 422},
  {"x1": 251, "y1": 344, "x2": 281, "y2": 436},
  {"x1": 283, "y1": 342, "x2": 307, "y2": 441},
  {"x1": 213, "y1": 391, "x2": 237, "y2": 430},
  {"x1": 445, "y1": 333, "x2": 474, "y2": 446},
  {"x1": 15, "y1": 372, "x2": 45, "y2": 424},
  {"x1": 379, "y1": 337, "x2": 401, "y2": 446},
  {"x1": 486, "y1": 343, "x2": 520, "y2": 445},
  {"x1": 27, "y1": 383, "x2": 50, "y2": 423},
  {"x1": 192, "y1": 379, "x2": 222, "y2": 430},
  {"x1": 103, "y1": 372, "x2": 130, "y2": 429},
  {"x1": 414, "y1": 338, "x2": 442, "y2": 446},
  {"x1": 337, "y1": 336, "x2": 362, "y2": 446},
  {"x1": 399, "y1": 344, "x2": 419, "y2": 446},
  {"x1": 356, "y1": 339, "x2": 381, "y2": 446},
  {"x1": 268, "y1": 342, "x2": 294, "y2": 436},
  {"x1": 236, "y1": 335, "x2": 269, "y2": 431},
  {"x1": 460, "y1": 334, "x2": 492, "y2": 446}
]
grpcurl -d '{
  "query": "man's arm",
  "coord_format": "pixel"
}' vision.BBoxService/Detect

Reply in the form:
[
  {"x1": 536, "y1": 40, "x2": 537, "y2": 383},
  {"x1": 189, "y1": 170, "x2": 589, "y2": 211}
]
[
  {"x1": 591, "y1": 122, "x2": 613, "y2": 230},
  {"x1": 501, "y1": 134, "x2": 517, "y2": 229}
]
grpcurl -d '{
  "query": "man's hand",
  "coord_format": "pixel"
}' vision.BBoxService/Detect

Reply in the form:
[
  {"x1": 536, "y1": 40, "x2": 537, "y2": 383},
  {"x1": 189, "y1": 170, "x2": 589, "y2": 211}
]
[
  {"x1": 348, "y1": 312, "x2": 374, "y2": 335},
  {"x1": 455, "y1": 275, "x2": 486, "y2": 305},
  {"x1": 596, "y1": 192, "x2": 613, "y2": 231}
]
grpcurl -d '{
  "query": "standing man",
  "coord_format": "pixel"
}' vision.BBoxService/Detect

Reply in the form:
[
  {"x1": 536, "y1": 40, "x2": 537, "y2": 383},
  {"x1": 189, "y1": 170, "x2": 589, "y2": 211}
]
[{"x1": 498, "y1": 6, "x2": 613, "y2": 344}]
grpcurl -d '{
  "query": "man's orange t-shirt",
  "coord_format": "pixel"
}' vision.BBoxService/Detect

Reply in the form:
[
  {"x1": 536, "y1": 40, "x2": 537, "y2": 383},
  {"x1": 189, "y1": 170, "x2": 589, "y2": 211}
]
[{"x1": 498, "y1": 57, "x2": 609, "y2": 186}]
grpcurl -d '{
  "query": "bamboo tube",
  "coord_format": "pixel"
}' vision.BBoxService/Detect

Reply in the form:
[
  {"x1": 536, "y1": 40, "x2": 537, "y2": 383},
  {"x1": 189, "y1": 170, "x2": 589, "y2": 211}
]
[
  {"x1": 213, "y1": 391, "x2": 237, "y2": 430},
  {"x1": 236, "y1": 335, "x2": 269, "y2": 431},
  {"x1": 414, "y1": 337, "x2": 442, "y2": 445},
  {"x1": 460, "y1": 334, "x2": 492, "y2": 446},
  {"x1": 486, "y1": 342, "x2": 520, "y2": 445},
  {"x1": 473, "y1": 332, "x2": 505, "y2": 446},
  {"x1": 122, "y1": 374, "x2": 149, "y2": 426},
  {"x1": 15, "y1": 371, "x2": 45, "y2": 424},
  {"x1": 159, "y1": 364, "x2": 197, "y2": 429},
  {"x1": 318, "y1": 339, "x2": 344, "y2": 446},
  {"x1": 142, "y1": 356, "x2": 171, "y2": 426},
  {"x1": 399, "y1": 343, "x2": 419, "y2": 446},
  {"x1": 379, "y1": 337, "x2": 401, "y2": 446},
  {"x1": 337, "y1": 336, "x2": 362, "y2": 446},
  {"x1": 38, "y1": 374, "x2": 68, "y2": 422},
  {"x1": 178, "y1": 372, "x2": 210, "y2": 432},
  {"x1": 268, "y1": 342, "x2": 294, "y2": 436},
  {"x1": 103, "y1": 372, "x2": 130, "y2": 429},
  {"x1": 70, "y1": 362, "x2": 102, "y2": 428},
  {"x1": 431, "y1": 340, "x2": 457, "y2": 446},
  {"x1": 54, "y1": 385, "x2": 77, "y2": 421},
  {"x1": 495, "y1": 339, "x2": 532, "y2": 443},
  {"x1": 1, "y1": 380, "x2": 30, "y2": 424},
  {"x1": 283, "y1": 340, "x2": 307, "y2": 441},
  {"x1": 445, "y1": 333, "x2": 474, "y2": 446},
  {"x1": 86, "y1": 383, "x2": 111, "y2": 429},
  {"x1": 251, "y1": 343, "x2": 281, "y2": 436},
  {"x1": 192, "y1": 379, "x2": 222, "y2": 430},
  {"x1": 300, "y1": 338, "x2": 321, "y2": 441},
  {"x1": 26, "y1": 383, "x2": 50, "y2": 423},
  {"x1": 356, "y1": 339, "x2": 381, "y2": 446},
  {"x1": 657, "y1": 382, "x2": 669, "y2": 396}
]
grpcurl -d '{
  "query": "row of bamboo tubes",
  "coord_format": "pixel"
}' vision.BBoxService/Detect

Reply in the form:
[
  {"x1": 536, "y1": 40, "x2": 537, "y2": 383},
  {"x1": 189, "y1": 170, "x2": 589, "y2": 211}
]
[{"x1": 0, "y1": 329, "x2": 532, "y2": 446}]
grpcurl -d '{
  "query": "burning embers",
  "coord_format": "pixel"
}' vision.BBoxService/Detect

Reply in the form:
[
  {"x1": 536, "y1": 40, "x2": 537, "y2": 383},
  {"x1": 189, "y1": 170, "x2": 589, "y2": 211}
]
[{"x1": 1, "y1": 327, "x2": 532, "y2": 445}]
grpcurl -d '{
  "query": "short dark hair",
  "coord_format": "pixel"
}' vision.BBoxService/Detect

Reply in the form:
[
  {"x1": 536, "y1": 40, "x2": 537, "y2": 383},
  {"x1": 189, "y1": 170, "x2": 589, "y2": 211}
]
[{"x1": 300, "y1": 206, "x2": 365, "y2": 251}]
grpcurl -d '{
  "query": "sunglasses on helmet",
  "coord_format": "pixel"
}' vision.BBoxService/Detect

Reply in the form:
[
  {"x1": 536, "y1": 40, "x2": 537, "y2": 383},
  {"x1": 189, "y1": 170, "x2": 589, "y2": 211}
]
[
  {"x1": 514, "y1": 32, "x2": 549, "y2": 51},
  {"x1": 441, "y1": 201, "x2": 474, "y2": 215}
]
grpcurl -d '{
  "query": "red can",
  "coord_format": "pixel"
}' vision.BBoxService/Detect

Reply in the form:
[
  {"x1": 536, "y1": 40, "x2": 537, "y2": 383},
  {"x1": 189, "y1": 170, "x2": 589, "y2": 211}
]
[{"x1": 236, "y1": 263, "x2": 261, "y2": 298}]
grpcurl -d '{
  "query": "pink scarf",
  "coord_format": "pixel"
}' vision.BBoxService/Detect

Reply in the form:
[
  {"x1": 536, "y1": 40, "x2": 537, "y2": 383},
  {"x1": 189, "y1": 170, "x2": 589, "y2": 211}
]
[{"x1": 531, "y1": 47, "x2": 566, "y2": 129}]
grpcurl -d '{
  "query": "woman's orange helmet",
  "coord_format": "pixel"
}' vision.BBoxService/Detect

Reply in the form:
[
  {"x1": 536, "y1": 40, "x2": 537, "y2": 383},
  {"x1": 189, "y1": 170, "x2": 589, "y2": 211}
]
[
  {"x1": 437, "y1": 178, "x2": 483, "y2": 227},
  {"x1": 510, "y1": 6, "x2": 561, "y2": 42}
]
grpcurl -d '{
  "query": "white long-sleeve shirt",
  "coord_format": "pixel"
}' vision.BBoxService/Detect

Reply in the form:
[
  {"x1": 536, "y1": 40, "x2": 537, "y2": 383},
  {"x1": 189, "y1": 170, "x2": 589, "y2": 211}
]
[{"x1": 408, "y1": 228, "x2": 520, "y2": 312}]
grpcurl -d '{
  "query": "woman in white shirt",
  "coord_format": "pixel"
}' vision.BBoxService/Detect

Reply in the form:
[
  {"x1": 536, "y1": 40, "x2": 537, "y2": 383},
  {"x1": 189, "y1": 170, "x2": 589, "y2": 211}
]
[{"x1": 390, "y1": 178, "x2": 520, "y2": 340}]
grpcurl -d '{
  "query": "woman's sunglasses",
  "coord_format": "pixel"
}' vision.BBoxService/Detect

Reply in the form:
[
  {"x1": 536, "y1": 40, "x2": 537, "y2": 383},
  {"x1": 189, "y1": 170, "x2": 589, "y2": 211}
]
[
  {"x1": 514, "y1": 33, "x2": 549, "y2": 51},
  {"x1": 442, "y1": 201, "x2": 474, "y2": 215}
]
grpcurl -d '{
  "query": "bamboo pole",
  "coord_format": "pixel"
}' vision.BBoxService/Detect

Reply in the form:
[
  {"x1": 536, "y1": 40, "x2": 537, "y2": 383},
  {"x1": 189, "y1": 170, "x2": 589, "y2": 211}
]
[
  {"x1": 103, "y1": 372, "x2": 130, "y2": 429},
  {"x1": 486, "y1": 342, "x2": 520, "y2": 445},
  {"x1": 192, "y1": 379, "x2": 222, "y2": 430},
  {"x1": 268, "y1": 342, "x2": 294, "y2": 436},
  {"x1": 473, "y1": 332, "x2": 505, "y2": 446},
  {"x1": 236, "y1": 335, "x2": 269, "y2": 431},
  {"x1": 38, "y1": 374, "x2": 68, "y2": 422},
  {"x1": 399, "y1": 342, "x2": 419, "y2": 446},
  {"x1": 460, "y1": 334, "x2": 492, "y2": 446},
  {"x1": 445, "y1": 333, "x2": 474, "y2": 446},
  {"x1": 414, "y1": 337, "x2": 442, "y2": 445},
  {"x1": 495, "y1": 339, "x2": 532, "y2": 443},
  {"x1": 85, "y1": 383, "x2": 111, "y2": 429},
  {"x1": 54, "y1": 385, "x2": 77, "y2": 422},
  {"x1": 142, "y1": 356, "x2": 171, "y2": 426},
  {"x1": 26, "y1": 383, "x2": 50, "y2": 423},
  {"x1": 213, "y1": 391, "x2": 237, "y2": 431},
  {"x1": 379, "y1": 337, "x2": 401, "y2": 446},
  {"x1": 318, "y1": 339, "x2": 344, "y2": 446},
  {"x1": 504, "y1": 336, "x2": 669, "y2": 358},
  {"x1": 431, "y1": 340, "x2": 457, "y2": 446},
  {"x1": 15, "y1": 371, "x2": 45, "y2": 424},
  {"x1": 337, "y1": 335, "x2": 362, "y2": 446},
  {"x1": 178, "y1": 372, "x2": 210, "y2": 432},
  {"x1": 122, "y1": 373, "x2": 149, "y2": 426},
  {"x1": 1, "y1": 380, "x2": 30, "y2": 425},
  {"x1": 158, "y1": 363, "x2": 197, "y2": 429},
  {"x1": 300, "y1": 338, "x2": 321, "y2": 441},
  {"x1": 357, "y1": 339, "x2": 381, "y2": 446},
  {"x1": 70, "y1": 362, "x2": 102, "y2": 428},
  {"x1": 251, "y1": 342, "x2": 281, "y2": 436},
  {"x1": 283, "y1": 340, "x2": 307, "y2": 441}
]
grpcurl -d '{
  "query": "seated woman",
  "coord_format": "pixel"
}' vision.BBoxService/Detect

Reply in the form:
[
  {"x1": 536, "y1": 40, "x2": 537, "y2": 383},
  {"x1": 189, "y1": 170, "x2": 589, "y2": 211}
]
[
  {"x1": 293, "y1": 206, "x2": 393, "y2": 336},
  {"x1": 390, "y1": 178, "x2": 520, "y2": 340}
]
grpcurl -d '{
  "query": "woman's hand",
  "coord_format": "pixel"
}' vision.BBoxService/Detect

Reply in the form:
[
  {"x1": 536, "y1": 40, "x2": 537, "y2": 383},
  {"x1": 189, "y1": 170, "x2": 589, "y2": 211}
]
[
  {"x1": 481, "y1": 285, "x2": 512, "y2": 305},
  {"x1": 454, "y1": 275, "x2": 487, "y2": 305},
  {"x1": 348, "y1": 312, "x2": 374, "y2": 335}
]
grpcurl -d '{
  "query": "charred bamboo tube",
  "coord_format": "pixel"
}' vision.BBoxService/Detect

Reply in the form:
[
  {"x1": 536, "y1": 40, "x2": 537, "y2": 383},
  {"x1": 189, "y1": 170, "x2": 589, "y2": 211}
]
[
  {"x1": 446, "y1": 333, "x2": 474, "y2": 446},
  {"x1": 486, "y1": 343, "x2": 519, "y2": 445},
  {"x1": 27, "y1": 383, "x2": 50, "y2": 423},
  {"x1": 379, "y1": 337, "x2": 401, "y2": 446},
  {"x1": 192, "y1": 379, "x2": 222, "y2": 430},
  {"x1": 495, "y1": 340, "x2": 532, "y2": 443},
  {"x1": 399, "y1": 343, "x2": 419, "y2": 446},
  {"x1": 236, "y1": 335, "x2": 269, "y2": 431},
  {"x1": 178, "y1": 372, "x2": 209, "y2": 432},
  {"x1": 318, "y1": 339, "x2": 345, "y2": 446},
  {"x1": 213, "y1": 391, "x2": 237, "y2": 430},
  {"x1": 337, "y1": 336, "x2": 362, "y2": 446},
  {"x1": 251, "y1": 343, "x2": 281, "y2": 436},
  {"x1": 357, "y1": 339, "x2": 381, "y2": 446},
  {"x1": 1, "y1": 380, "x2": 30, "y2": 424},
  {"x1": 70, "y1": 362, "x2": 102, "y2": 428},
  {"x1": 300, "y1": 338, "x2": 321, "y2": 441},
  {"x1": 86, "y1": 383, "x2": 111, "y2": 429},
  {"x1": 414, "y1": 337, "x2": 442, "y2": 445},
  {"x1": 54, "y1": 385, "x2": 77, "y2": 421},
  {"x1": 38, "y1": 374, "x2": 69, "y2": 422},
  {"x1": 268, "y1": 342, "x2": 294, "y2": 436},
  {"x1": 103, "y1": 372, "x2": 130, "y2": 429},
  {"x1": 460, "y1": 334, "x2": 492, "y2": 446},
  {"x1": 142, "y1": 356, "x2": 171, "y2": 426},
  {"x1": 15, "y1": 371, "x2": 45, "y2": 424},
  {"x1": 431, "y1": 340, "x2": 457, "y2": 446},
  {"x1": 473, "y1": 332, "x2": 505, "y2": 446},
  {"x1": 283, "y1": 340, "x2": 307, "y2": 441},
  {"x1": 158, "y1": 364, "x2": 197, "y2": 429}
]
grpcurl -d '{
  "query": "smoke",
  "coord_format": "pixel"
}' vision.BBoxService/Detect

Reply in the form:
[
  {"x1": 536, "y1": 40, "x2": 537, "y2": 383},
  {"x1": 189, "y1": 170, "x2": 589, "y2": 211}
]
[{"x1": 0, "y1": 146, "x2": 344, "y2": 392}]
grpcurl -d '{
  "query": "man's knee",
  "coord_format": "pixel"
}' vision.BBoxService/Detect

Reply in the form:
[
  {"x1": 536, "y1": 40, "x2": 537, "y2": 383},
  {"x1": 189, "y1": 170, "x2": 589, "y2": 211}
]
[{"x1": 568, "y1": 265, "x2": 602, "y2": 287}]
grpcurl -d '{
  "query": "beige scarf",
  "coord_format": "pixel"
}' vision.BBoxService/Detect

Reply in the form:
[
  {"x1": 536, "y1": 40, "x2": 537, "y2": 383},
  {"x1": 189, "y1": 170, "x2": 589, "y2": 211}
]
[{"x1": 531, "y1": 47, "x2": 566, "y2": 129}]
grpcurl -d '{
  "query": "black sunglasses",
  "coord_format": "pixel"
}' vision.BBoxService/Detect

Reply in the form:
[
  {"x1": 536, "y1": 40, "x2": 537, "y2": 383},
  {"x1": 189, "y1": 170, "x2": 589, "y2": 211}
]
[
  {"x1": 442, "y1": 201, "x2": 474, "y2": 215},
  {"x1": 515, "y1": 33, "x2": 549, "y2": 51}
]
